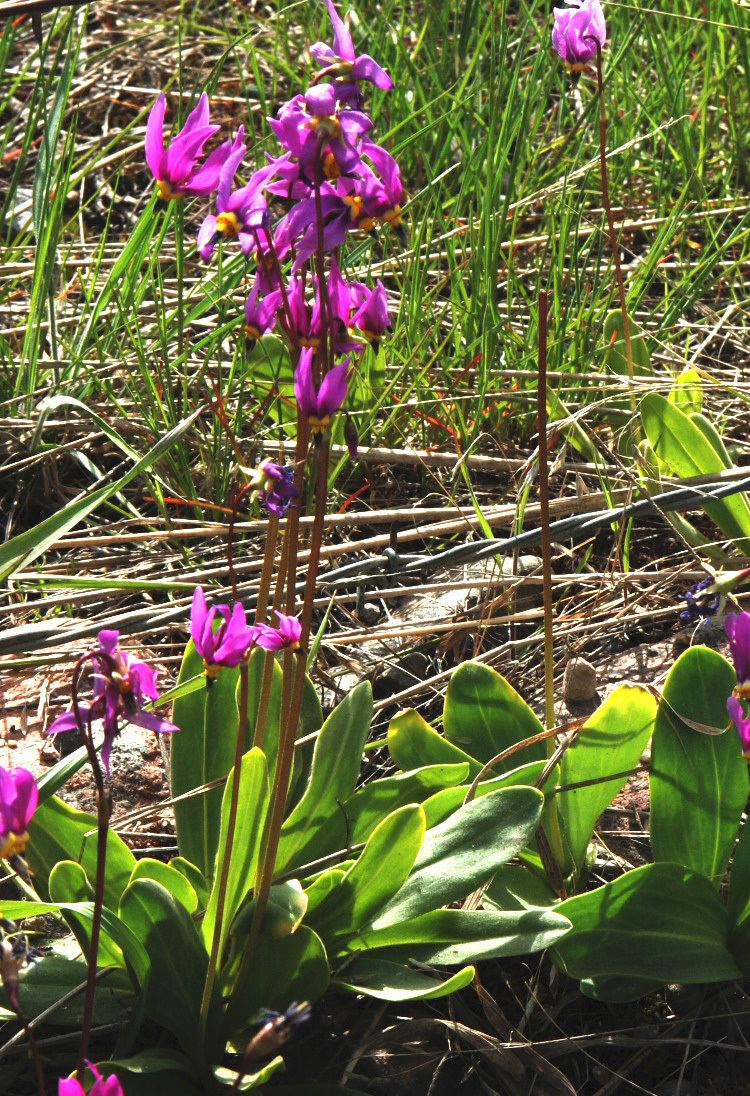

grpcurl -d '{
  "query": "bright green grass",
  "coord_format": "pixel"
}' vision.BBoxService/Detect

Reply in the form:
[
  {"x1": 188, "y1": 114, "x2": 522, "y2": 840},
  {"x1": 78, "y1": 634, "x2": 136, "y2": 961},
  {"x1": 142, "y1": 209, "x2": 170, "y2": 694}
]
[{"x1": 0, "y1": 0, "x2": 749, "y2": 511}]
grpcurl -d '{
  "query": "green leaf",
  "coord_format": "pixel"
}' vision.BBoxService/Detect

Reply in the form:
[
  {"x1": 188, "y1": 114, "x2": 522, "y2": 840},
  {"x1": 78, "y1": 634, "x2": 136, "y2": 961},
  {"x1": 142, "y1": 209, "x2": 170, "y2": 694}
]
[
  {"x1": 650, "y1": 646, "x2": 747, "y2": 884},
  {"x1": 641, "y1": 393, "x2": 750, "y2": 551},
  {"x1": 0, "y1": 957, "x2": 132, "y2": 1027},
  {"x1": 690, "y1": 412, "x2": 732, "y2": 465},
  {"x1": 443, "y1": 661, "x2": 546, "y2": 767},
  {"x1": 308, "y1": 805, "x2": 426, "y2": 940},
  {"x1": 27, "y1": 795, "x2": 135, "y2": 907},
  {"x1": 275, "y1": 682, "x2": 373, "y2": 872},
  {"x1": 131, "y1": 859, "x2": 199, "y2": 914},
  {"x1": 203, "y1": 748, "x2": 269, "y2": 956},
  {"x1": 118, "y1": 879, "x2": 212, "y2": 1065},
  {"x1": 388, "y1": 709, "x2": 481, "y2": 776},
  {"x1": 347, "y1": 907, "x2": 570, "y2": 964},
  {"x1": 484, "y1": 864, "x2": 559, "y2": 911},
  {"x1": 667, "y1": 368, "x2": 702, "y2": 415},
  {"x1": 580, "y1": 975, "x2": 664, "y2": 1003},
  {"x1": 48, "y1": 860, "x2": 124, "y2": 968},
  {"x1": 371, "y1": 787, "x2": 544, "y2": 928},
  {"x1": 170, "y1": 643, "x2": 240, "y2": 878},
  {"x1": 554, "y1": 863, "x2": 742, "y2": 985},
  {"x1": 421, "y1": 760, "x2": 550, "y2": 827},
  {"x1": 227, "y1": 926, "x2": 329, "y2": 1031},
  {"x1": 558, "y1": 684, "x2": 656, "y2": 873},
  {"x1": 728, "y1": 819, "x2": 750, "y2": 972},
  {"x1": 335, "y1": 958, "x2": 475, "y2": 1001},
  {"x1": 0, "y1": 408, "x2": 202, "y2": 582},
  {"x1": 170, "y1": 857, "x2": 209, "y2": 909},
  {"x1": 344, "y1": 764, "x2": 469, "y2": 844},
  {"x1": 214, "y1": 1058, "x2": 285, "y2": 1091}
]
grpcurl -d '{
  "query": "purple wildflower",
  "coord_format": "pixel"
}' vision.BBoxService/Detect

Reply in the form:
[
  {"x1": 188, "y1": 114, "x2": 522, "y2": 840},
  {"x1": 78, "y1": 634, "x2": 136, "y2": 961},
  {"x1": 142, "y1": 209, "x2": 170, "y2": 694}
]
[
  {"x1": 59, "y1": 1063, "x2": 123, "y2": 1096},
  {"x1": 249, "y1": 460, "x2": 298, "y2": 517},
  {"x1": 277, "y1": 180, "x2": 375, "y2": 269},
  {"x1": 359, "y1": 140, "x2": 405, "y2": 234},
  {"x1": 727, "y1": 697, "x2": 750, "y2": 760},
  {"x1": 552, "y1": 0, "x2": 607, "y2": 71},
  {"x1": 294, "y1": 349, "x2": 349, "y2": 432},
  {"x1": 725, "y1": 612, "x2": 750, "y2": 759},
  {"x1": 680, "y1": 575, "x2": 721, "y2": 622},
  {"x1": 145, "y1": 93, "x2": 243, "y2": 200},
  {"x1": 256, "y1": 613, "x2": 303, "y2": 652},
  {"x1": 245, "y1": 280, "x2": 282, "y2": 345},
  {"x1": 191, "y1": 587, "x2": 257, "y2": 677},
  {"x1": 310, "y1": 0, "x2": 393, "y2": 105},
  {"x1": 0, "y1": 768, "x2": 38, "y2": 860},
  {"x1": 197, "y1": 156, "x2": 278, "y2": 261},
  {"x1": 47, "y1": 631, "x2": 179, "y2": 774},
  {"x1": 351, "y1": 279, "x2": 391, "y2": 347}
]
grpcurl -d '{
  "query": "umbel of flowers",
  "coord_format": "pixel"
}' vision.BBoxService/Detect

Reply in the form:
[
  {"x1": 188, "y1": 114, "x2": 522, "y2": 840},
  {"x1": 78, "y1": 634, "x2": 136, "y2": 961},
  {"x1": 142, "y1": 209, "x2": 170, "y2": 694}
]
[{"x1": 144, "y1": 0, "x2": 399, "y2": 457}]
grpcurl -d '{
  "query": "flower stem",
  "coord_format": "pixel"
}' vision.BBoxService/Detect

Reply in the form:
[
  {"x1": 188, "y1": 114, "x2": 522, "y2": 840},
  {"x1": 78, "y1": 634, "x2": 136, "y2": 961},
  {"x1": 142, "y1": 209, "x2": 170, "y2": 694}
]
[
  {"x1": 71, "y1": 656, "x2": 111, "y2": 1078},
  {"x1": 536, "y1": 292, "x2": 568, "y2": 887},
  {"x1": 594, "y1": 44, "x2": 636, "y2": 414}
]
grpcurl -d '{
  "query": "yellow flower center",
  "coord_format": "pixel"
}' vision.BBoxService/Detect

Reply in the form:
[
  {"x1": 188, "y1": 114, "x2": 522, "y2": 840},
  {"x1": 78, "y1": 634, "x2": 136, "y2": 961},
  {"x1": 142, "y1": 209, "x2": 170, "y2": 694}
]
[
  {"x1": 382, "y1": 205, "x2": 402, "y2": 227},
  {"x1": 217, "y1": 211, "x2": 241, "y2": 238},
  {"x1": 245, "y1": 322, "x2": 262, "y2": 341},
  {"x1": 157, "y1": 179, "x2": 180, "y2": 201},
  {"x1": 309, "y1": 115, "x2": 342, "y2": 141},
  {"x1": 204, "y1": 663, "x2": 222, "y2": 679},
  {"x1": 300, "y1": 336, "x2": 320, "y2": 350},
  {"x1": 308, "y1": 415, "x2": 331, "y2": 434},
  {"x1": 343, "y1": 194, "x2": 376, "y2": 233},
  {"x1": 0, "y1": 832, "x2": 29, "y2": 860},
  {"x1": 323, "y1": 151, "x2": 341, "y2": 180},
  {"x1": 566, "y1": 61, "x2": 588, "y2": 74}
]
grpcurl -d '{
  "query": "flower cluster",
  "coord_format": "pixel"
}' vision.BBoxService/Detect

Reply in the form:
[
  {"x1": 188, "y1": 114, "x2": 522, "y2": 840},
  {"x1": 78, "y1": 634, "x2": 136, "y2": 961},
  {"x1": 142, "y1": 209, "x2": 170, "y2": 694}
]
[
  {"x1": 552, "y1": 0, "x2": 606, "y2": 71},
  {"x1": 191, "y1": 587, "x2": 302, "y2": 678},
  {"x1": 47, "y1": 630, "x2": 179, "y2": 774},
  {"x1": 0, "y1": 767, "x2": 38, "y2": 860},
  {"x1": 144, "y1": 0, "x2": 399, "y2": 445}
]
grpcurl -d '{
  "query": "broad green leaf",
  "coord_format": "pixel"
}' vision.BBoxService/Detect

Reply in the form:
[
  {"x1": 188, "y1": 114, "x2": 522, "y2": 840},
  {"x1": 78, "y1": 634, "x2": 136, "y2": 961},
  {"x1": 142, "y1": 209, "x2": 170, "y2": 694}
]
[
  {"x1": 580, "y1": 975, "x2": 665, "y2": 1003},
  {"x1": 100, "y1": 1049, "x2": 204, "y2": 1094},
  {"x1": 347, "y1": 907, "x2": 570, "y2": 964},
  {"x1": 641, "y1": 393, "x2": 750, "y2": 551},
  {"x1": 119, "y1": 879, "x2": 212, "y2": 1066},
  {"x1": 48, "y1": 860, "x2": 124, "y2": 968},
  {"x1": 388, "y1": 708, "x2": 481, "y2": 776},
  {"x1": 335, "y1": 958, "x2": 474, "y2": 1001},
  {"x1": 650, "y1": 647, "x2": 747, "y2": 883},
  {"x1": 304, "y1": 868, "x2": 348, "y2": 916},
  {"x1": 371, "y1": 787, "x2": 544, "y2": 928},
  {"x1": 554, "y1": 863, "x2": 741, "y2": 985},
  {"x1": 131, "y1": 859, "x2": 199, "y2": 915},
  {"x1": 691, "y1": 412, "x2": 732, "y2": 465},
  {"x1": 170, "y1": 643, "x2": 240, "y2": 878},
  {"x1": 667, "y1": 367, "x2": 702, "y2": 415},
  {"x1": 27, "y1": 795, "x2": 135, "y2": 908},
  {"x1": 214, "y1": 1058, "x2": 285, "y2": 1091},
  {"x1": 308, "y1": 805, "x2": 426, "y2": 940},
  {"x1": 558, "y1": 684, "x2": 656, "y2": 873},
  {"x1": 275, "y1": 682, "x2": 372, "y2": 872},
  {"x1": 226, "y1": 926, "x2": 329, "y2": 1032},
  {"x1": 0, "y1": 957, "x2": 131, "y2": 1027},
  {"x1": 203, "y1": 748, "x2": 269, "y2": 954},
  {"x1": 170, "y1": 857, "x2": 209, "y2": 909},
  {"x1": 421, "y1": 760, "x2": 550, "y2": 827},
  {"x1": 443, "y1": 661, "x2": 546, "y2": 767},
  {"x1": 0, "y1": 408, "x2": 202, "y2": 582},
  {"x1": 230, "y1": 880, "x2": 308, "y2": 943},
  {"x1": 484, "y1": 865, "x2": 559, "y2": 911},
  {"x1": 345, "y1": 764, "x2": 468, "y2": 844}
]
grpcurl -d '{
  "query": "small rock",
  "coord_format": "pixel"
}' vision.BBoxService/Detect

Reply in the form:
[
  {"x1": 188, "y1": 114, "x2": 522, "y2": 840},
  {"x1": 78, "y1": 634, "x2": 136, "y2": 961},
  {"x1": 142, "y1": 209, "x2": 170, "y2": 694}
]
[
  {"x1": 563, "y1": 656, "x2": 598, "y2": 704},
  {"x1": 359, "y1": 602, "x2": 382, "y2": 626}
]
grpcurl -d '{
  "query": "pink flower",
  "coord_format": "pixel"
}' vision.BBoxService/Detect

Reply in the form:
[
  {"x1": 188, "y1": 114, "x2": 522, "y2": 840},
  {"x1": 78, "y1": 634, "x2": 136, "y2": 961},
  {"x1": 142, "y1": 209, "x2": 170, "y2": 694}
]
[
  {"x1": 256, "y1": 613, "x2": 303, "y2": 651},
  {"x1": 0, "y1": 767, "x2": 38, "y2": 860},
  {"x1": 190, "y1": 587, "x2": 258, "y2": 676},
  {"x1": 244, "y1": 279, "x2": 282, "y2": 345},
  {"x1": 293, "y1": 349, "x2": 349, "y2": 433},
  {"x1": 47, "y1": 631, "x2": 179, "y2": 774},
  {"x1": 59, "y1": 1063, "x2": 123, "y2": 1096},
  {"x1": 310, "y1": 0, "x2": 394, "y2": 105},
  {"x1": 351, "y1": 279, "x2": 391, "y2": 347},
  {"x1": 145, "y1": 92, "x2": 243, "y2": 200},
  {"x1": 551, "y1": 0, "x2": 606, "y2": 70}
]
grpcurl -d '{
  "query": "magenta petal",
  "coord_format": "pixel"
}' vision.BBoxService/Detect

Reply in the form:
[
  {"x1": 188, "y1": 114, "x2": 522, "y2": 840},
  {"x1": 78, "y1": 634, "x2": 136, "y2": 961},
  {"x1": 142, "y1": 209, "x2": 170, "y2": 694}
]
[
  {"x1": 727, "y1": 696, "x2": 750, "y2": 755},
  {"x1": 191, "y1": 587, "x2": 210, "y2": 658},
  {"x1": 129, "y1": 658, "x2": 159, "y2": 703},
  {"x1": 97, "y1": 629, "x2": 120, "y2": 658},
  {"x1": 47, "y1": 706, "x2": 89, "y2": 736},
  {"x1": 726, "y1": 612, "x2": 750, "y2": 684},
  {"x1": 352, "y1": 55, "x2": 394, "y2": 90},
  {"x1": 317, "y1": 360, "x2": 349, "y2": 417},
  {"x1": 58, "y1": 1081, "x2": 85, "y2": 1096},
  {"x1": 166, "y1": 125, "x2": 218, "y2": 188},
  {"x1": 310, "y1": 42, "x2": 337, "y2": 65},
  {"x1": 145, "y1": 94, "x2": 166, "y2": 178},
  {"x1": 294, "y1": 349, "x2": 317, "y2": 417},
  {"x1": 325, "y1": 0, "x2": 355, "y2": 60},
  {"x1": 182, "y1": 91, "x2": 210, "y2": 136},
  {"x1": 305, "y1": 83, "x2": 338, "y2": 116},
  {"x1": 197, "y1": 214, "x2": 218, "y2": 261},
  {"x1": 129, "y1": 709, "x2": 180, "y2": 735},
  {"x1": 11, "y1": 769, "x2": 39, "y2": 830},
  {"x1": 216, "y1": 126, "x2": 247, "y2": 209}
]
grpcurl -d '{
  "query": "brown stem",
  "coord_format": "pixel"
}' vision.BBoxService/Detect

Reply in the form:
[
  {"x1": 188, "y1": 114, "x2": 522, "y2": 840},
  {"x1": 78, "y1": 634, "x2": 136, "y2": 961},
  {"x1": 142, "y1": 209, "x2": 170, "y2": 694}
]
[{"x1": 594, "y1": 43, "x2": 636, "y2": 413}]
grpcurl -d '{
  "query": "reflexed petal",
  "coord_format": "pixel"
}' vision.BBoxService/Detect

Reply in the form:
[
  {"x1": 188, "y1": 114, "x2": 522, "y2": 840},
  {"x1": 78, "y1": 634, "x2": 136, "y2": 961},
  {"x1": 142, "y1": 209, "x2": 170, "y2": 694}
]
[
  {"x1": 727, "y1": 696, "x2": 750, "y2": 755},
  {"x1": 726, "y1": 612, "x2": 750, "y2": 684},
  {"x1": 47, "y1": 706, "x2": 90, "y2": 737},
  {"x1": 59, "y1": 1081, "x2": 85, "y2": 1096},
  {"x1": 352, "y1": 55, "x2": 394, "y2": 90},
  {"x1": 317, "y1": 360, "x2": 349, "y2": 417},
  {"x1": 129, "y1": 658, "x2": 159, "y2": 703},
  {"x1": 10, "y1": 768, "x2": 39, "y2": 831},
  {"x1": 325, "y1": 0, "x2": 355, "y2": 61},
  {"x1": 197, "y1": 214, "x2": 219, "y2": 261},
  {"x1": 216, "y1": 125, "x2": 247, "y2": 209},
  {"x1": 128, "y1": 709, "x2": 180, "y2": 735},
  {"x1": 97, "y1": 629, "x2": 120, "y2": 658},
  {"x1": 310, "y1": 41, "x2": 337, "y2": 65},
  {"x1": 181, "y1": 91, "x2": 210, "y2": 136},
  {"x1": 305, "y1": 83, "x2": 338, "y2": 116},
  {"x1": 165, "y1": 125, "x2": 218, "y2": 188},
  {"x1": 144, "y1": 93, "x2": 166, "y2": 178},
  {"x1": 294, "y1": 348, "x2": 317, "y2": 418}
]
